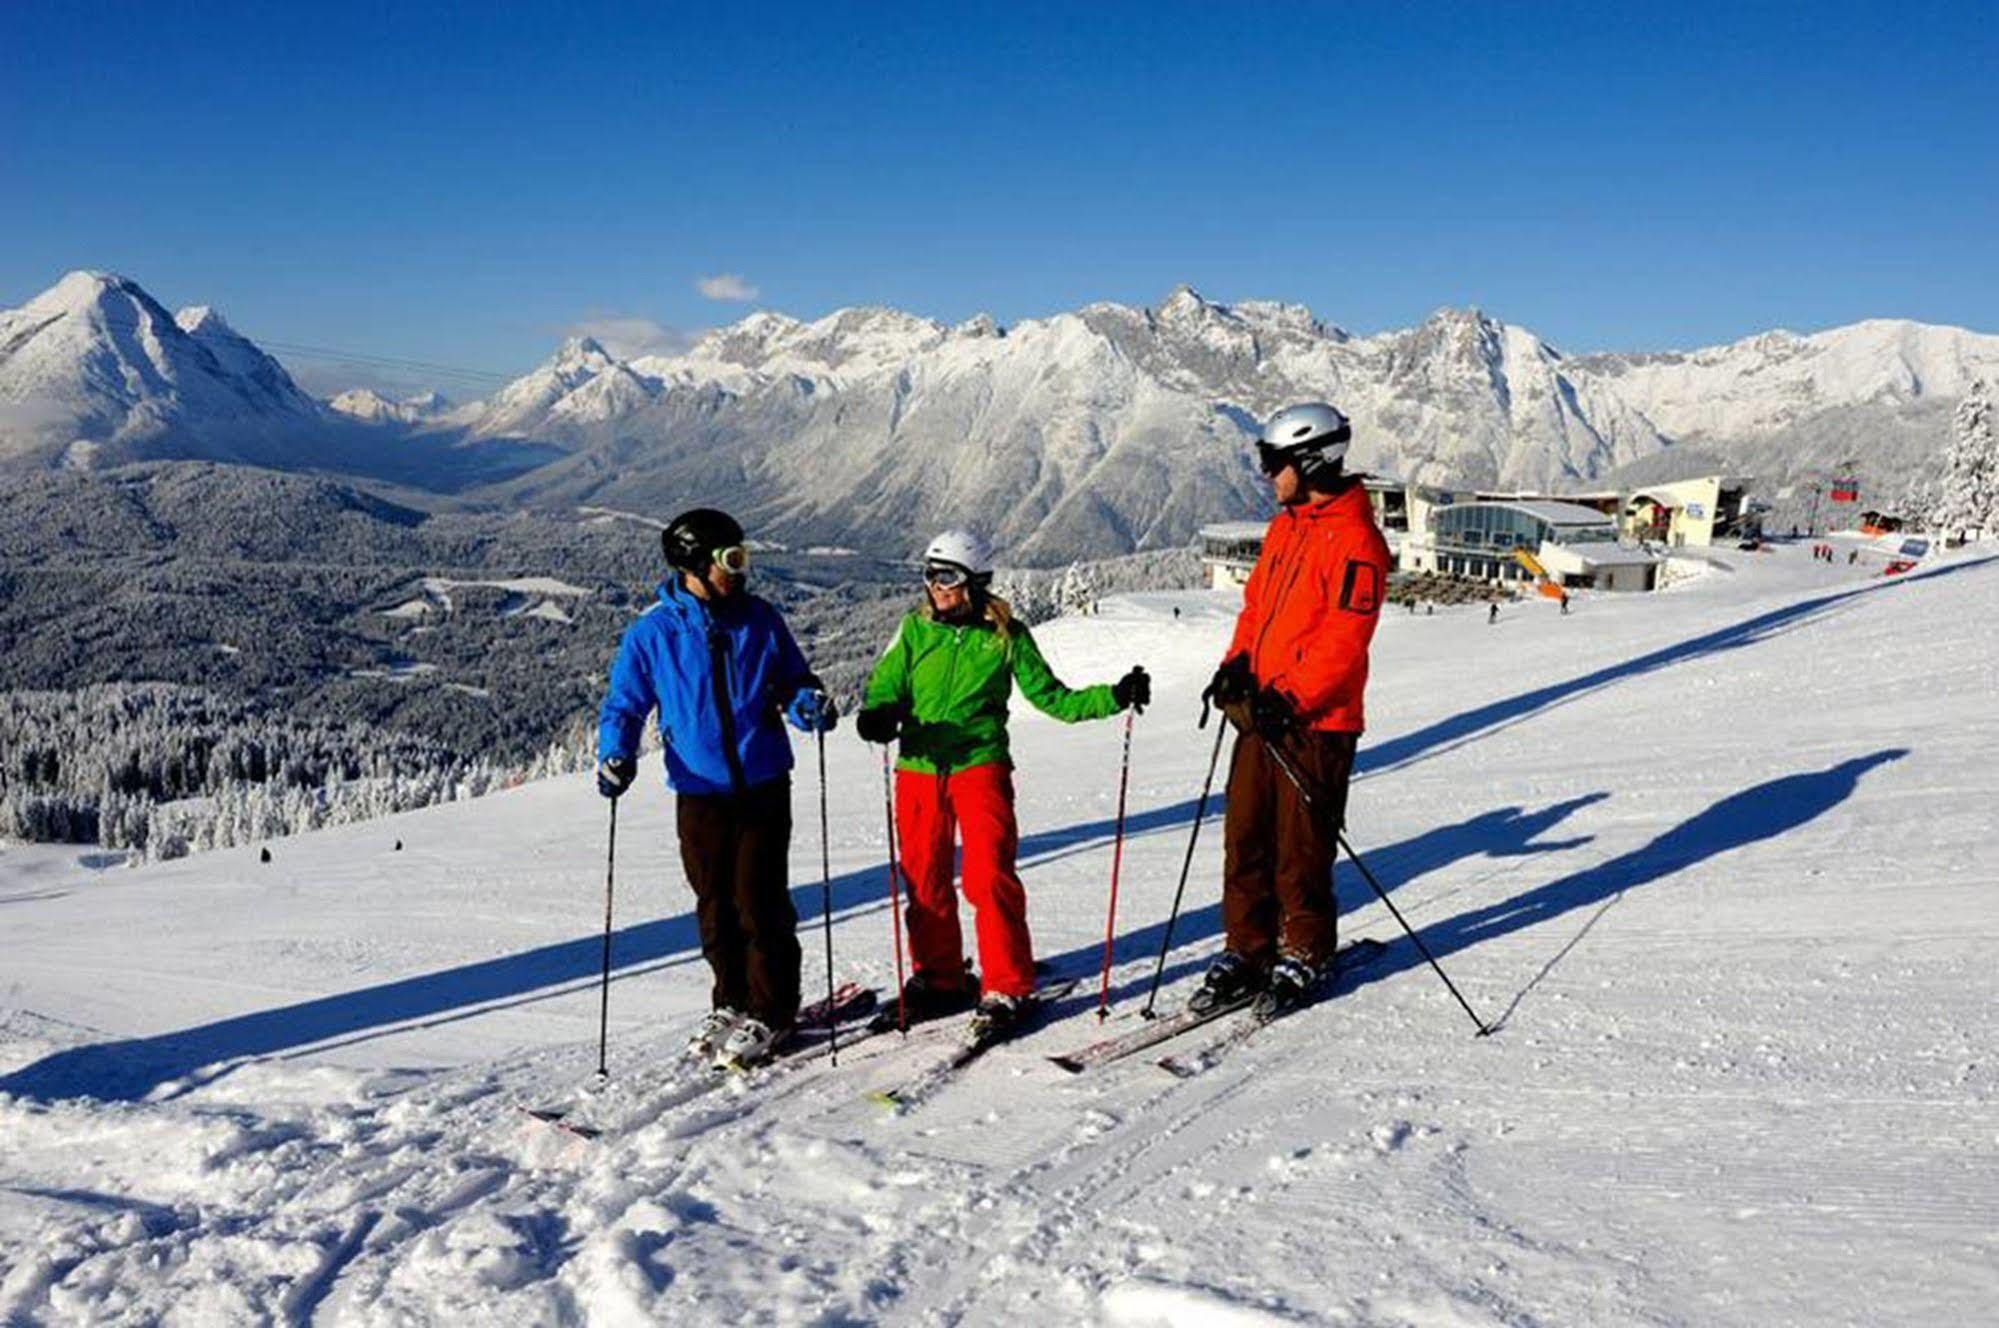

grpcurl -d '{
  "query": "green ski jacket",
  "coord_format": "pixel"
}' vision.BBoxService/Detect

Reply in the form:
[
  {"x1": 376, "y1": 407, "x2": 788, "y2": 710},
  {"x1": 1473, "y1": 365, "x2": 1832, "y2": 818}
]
[{"x1": 861, "y1": 597, "x2": 1120, "y2": 774}]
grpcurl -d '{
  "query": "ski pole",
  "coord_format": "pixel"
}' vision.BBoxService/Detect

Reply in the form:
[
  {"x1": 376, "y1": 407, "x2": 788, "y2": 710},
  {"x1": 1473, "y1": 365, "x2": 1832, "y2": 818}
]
[
  {"x1": 816, "y1": 723, "x2": 840, "y2": 1064},
  {"x1": 1257, "y1": 731, "x2": 1491, "y2": 1037},
  {"x1": 1095, "y1": 709, "x2": 1136, "y2": 1020},
  {"x1": 1140, "y1": 716, "x2": 1228, "y2": 1018},
  {"x1": 880, "y1": 746, "x2": 909, "y2": 1034},
  {"x1": 594, "y1": 797, "x2": 618, "y2": 1081}
]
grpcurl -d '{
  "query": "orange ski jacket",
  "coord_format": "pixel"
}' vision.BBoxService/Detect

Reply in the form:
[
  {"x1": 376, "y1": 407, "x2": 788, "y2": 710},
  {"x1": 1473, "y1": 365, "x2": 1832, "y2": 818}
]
[{"x1": 1223, "y1": 481, "x2": 1391, "y2": 734}]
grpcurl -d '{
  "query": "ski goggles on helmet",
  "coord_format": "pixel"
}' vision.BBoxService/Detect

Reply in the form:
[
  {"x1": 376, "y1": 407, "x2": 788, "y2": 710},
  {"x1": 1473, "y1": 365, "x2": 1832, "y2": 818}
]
[
  {"x1": 922, "y1": 561, "x2": 972, "y2": 589},
  {"x1": 712, "y1": 544, "x2": 751, "y2": 575}
]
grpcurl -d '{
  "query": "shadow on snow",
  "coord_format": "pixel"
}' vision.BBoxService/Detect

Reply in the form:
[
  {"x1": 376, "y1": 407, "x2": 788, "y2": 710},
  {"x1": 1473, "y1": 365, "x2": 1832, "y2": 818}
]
[{"x1": 1348, "y1": 748, "x2": 1909, "y2": 1032}]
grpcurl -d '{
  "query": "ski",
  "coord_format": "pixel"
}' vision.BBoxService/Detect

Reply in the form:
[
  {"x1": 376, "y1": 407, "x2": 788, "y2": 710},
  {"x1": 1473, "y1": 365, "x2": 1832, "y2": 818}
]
[
  {"x1": 519, "y1": 981, "x2": 876, "y2": 1138},
  {"x1": 860, "y1": 994, "x2": 973, "y2": 1038},
  {"x1": 1049, "y1": 938, "x2": 1385, "y2": 1074},
  {"x1": 1155, "y1": 938, "x2": 1387, "y2": 1079},
  {"x1": 867, "y1": 976, "x2": 1082, "y2": 1111},
  {"x1": 1047, "y1": 994, "x2": 1250, "y2": 1074},
  {"x1": 713, "y1": 983, "x2": 879, "y2": 1071},
  {"x1": 516, "y1": 1104, "x2": 604, "y2": 1140}
]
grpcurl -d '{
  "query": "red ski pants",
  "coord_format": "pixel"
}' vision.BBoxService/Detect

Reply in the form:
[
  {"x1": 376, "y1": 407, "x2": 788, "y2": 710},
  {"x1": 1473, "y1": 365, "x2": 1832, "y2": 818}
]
[{"x1": 894, "y1": 762, "x2": 1036, "y2": 999}]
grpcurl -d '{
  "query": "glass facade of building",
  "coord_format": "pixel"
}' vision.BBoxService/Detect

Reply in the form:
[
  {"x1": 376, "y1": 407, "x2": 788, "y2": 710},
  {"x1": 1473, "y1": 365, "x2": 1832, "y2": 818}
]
[
  {"x1": 1433, "y1": 503, "x2": 1615, "y2": 550},
  {"x1": 1424, "y1": 503, "x2": 1619, "y2": 582}
]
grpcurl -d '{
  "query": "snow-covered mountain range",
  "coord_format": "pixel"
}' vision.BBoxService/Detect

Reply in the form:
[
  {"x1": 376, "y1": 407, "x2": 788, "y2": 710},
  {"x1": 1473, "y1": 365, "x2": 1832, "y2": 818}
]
[
  {"x1": 0, "y1": 272, "x2": 327, "y2": 469},
  {"x1": 327, "y1": 388, "x2": 456, "y2": 426},
  {"x1": 0, "y1": 272, "x2": 551, "y2": 489},
  {"x1": 464, "y1": 290, "x2": 1998, "y2": 557},
  {"x1": 6, "y1": 270, "x2": 1994, "y2": 560}
]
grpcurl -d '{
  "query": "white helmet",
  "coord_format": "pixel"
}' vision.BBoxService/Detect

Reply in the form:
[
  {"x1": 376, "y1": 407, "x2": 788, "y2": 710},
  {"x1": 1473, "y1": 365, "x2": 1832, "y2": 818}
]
[
  {"x1": 1257, "y1": 402, "x2": 1352, "y2": 479},
  {"x1": 923, "y1": 529, "x2": 994, "y2": 576}
]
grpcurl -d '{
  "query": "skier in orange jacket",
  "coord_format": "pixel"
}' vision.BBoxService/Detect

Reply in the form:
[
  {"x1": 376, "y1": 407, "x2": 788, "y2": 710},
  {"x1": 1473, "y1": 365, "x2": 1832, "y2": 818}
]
[{"x1": 1195, "y1": 402, "x2": 1392, "y2": 1018}]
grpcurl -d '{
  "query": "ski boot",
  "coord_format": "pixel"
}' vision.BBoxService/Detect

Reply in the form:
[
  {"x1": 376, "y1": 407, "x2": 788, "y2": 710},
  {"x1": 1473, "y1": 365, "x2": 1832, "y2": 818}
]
[
  {"x1": 1252, "y1": 955, "x2": 1320, "y2": 1021},
  {"x1": 714, "y1": 1016, "x2": 790, "y2": 1070},
  {"x1": 967, "y1": 993, "x2": 1024, "y2": 1044},
  {"x1": 875, "y1": 965, "x2": 981, "y2": 1030},
  {"x1": 687, "y1": 1008, "x2": 744, "y2": 1059},
  {"x1": 1188, "y1": 951, "x2": 1263, "y2": 1015}
]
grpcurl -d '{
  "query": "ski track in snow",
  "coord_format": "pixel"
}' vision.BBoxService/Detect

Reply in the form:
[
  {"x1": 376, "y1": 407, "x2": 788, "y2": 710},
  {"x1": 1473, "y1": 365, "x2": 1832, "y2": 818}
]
[{"x1": 3, "y1": 540, "x2": 1997, "y2": 1325}]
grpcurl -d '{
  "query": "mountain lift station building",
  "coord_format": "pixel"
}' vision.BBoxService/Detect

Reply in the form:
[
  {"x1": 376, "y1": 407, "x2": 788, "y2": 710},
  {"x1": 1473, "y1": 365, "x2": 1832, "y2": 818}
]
[{"x1": 1200, "y1": 474, "x2": 1758, "y2": 594}]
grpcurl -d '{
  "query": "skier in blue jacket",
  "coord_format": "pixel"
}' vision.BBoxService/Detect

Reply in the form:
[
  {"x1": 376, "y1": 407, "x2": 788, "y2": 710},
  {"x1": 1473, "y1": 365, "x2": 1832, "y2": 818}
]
[{"x1": 597, "y1": 508, "x2": 837, "y2": 1067}]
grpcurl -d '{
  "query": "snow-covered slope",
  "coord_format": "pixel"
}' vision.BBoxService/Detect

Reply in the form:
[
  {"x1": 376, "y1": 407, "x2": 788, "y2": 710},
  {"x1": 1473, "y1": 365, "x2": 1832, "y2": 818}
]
[
  {"x1": 0, "y1": 272, "x2": 329, "y2": 467},
  {"x1": 473, "y1": 289, "x2": 1999, "y2": 561},
  {"x1": 4, "y1": 541, "x2": 1995, "y2": 1324}
]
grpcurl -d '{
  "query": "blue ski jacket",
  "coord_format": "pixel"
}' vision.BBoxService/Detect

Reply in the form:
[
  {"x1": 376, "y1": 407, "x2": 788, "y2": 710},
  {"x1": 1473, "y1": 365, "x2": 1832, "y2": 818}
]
[{"x1": 597, "y1": 581, "x2": 817, "y2": 797}]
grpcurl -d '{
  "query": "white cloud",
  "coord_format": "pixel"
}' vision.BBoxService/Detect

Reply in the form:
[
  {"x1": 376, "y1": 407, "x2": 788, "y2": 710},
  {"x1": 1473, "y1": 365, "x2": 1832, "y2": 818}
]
[
  {"x1": 696, "y1": 273, "x2": 760, "y2": 302},
  {"x1": 564, "y1": 314, "x2": 697, "y2": 360}
]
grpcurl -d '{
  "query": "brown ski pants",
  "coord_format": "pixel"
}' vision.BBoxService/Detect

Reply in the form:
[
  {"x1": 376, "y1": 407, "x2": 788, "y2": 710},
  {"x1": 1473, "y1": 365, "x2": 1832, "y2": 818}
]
[
  {"x1": 675, "y1": 776, "x2": 801, "y2": 1028},
  {"x1": 1220, "y1": 729, "x2": 1358, "y2": 968}
]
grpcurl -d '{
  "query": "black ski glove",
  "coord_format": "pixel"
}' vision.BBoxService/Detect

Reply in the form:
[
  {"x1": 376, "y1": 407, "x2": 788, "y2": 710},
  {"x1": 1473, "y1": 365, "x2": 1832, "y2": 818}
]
[
  {"x1": 1201, "y1": 655, "x2": 1254, "y2": 708},
  {"x1": 1250, "y1": 687, "x2": 1299, "y2": 742},
  {"x1": 1112, "y1": 665, "x2": 1151, "y2": 713},
  {"x1": 855, "y1": 702, "x2": 909, "y2": 745},
  {"x1": 597, "y1": 756, "x2": 636, "y2": 799}
]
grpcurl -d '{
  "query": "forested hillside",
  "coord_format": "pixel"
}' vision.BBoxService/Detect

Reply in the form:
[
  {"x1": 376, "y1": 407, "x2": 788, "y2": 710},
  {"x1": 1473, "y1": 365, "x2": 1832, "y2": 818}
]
[{"x1": 0, "y1": 463, "x2": 1197, "y2": 857}]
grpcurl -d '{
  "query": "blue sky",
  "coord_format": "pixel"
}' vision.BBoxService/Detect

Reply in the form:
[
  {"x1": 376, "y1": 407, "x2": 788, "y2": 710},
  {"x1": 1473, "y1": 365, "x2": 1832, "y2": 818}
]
[{"x1": 3, "y1": 2, "x2": 1993, "y2": 394}]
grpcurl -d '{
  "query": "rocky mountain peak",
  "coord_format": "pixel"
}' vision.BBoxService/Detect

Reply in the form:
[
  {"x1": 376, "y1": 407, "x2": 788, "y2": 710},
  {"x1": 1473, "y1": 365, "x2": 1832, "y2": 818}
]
[
  {"x1": 1157, "y1": 285, "x2": 1213, "y2": 321},
  {"x1": 173, "y1": 305, "x2": 234, "y2": 337},
  {"x1": 554, "y1": 335, "x2": 613, "y2": 368}
]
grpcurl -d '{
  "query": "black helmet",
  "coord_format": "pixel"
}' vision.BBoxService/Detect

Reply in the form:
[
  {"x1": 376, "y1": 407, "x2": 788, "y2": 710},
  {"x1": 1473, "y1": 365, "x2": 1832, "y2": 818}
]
[{"x1": 661, "y1": 507, "x2": 745, "y2": 574}]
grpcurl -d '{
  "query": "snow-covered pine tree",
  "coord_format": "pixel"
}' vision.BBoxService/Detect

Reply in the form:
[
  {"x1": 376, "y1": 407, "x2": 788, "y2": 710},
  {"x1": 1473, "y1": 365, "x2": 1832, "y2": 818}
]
[
  {"x1": 1057, "y1": 561, "x2": 1098, "y2": 616},
  {"x1": 1932, "y1": 382, "x2": 1996, "y2": 542}
]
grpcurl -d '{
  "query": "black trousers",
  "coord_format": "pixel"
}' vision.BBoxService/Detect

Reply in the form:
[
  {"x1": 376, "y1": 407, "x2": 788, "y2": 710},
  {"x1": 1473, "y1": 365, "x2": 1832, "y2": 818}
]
[
  {"x1": 675, "y1": 776, "x2": 801, "y2": 1028},
  {"x1": 1220, "y1": 729, "x2": 1358, "y2": 968}
]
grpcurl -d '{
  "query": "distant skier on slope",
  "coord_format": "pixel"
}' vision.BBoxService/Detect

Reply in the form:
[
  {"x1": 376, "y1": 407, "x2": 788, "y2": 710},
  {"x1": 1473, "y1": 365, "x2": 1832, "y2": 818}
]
[
  {"x1": 854, "y1": 530, "x2": 1149, "y2": 1041},
  {"x1": 1196, "y1": 402, "x2": 1392, "y2": 1019},
  {"x1": 595, "y1": 508, "x2": 838, "y2": 1069}
]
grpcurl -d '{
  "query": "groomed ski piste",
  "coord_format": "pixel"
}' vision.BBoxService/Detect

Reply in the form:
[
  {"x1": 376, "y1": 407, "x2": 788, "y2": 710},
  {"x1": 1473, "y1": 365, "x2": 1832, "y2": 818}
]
[{"x1": 3, "y1": 537, "x2": 1995, "y2": 1326}]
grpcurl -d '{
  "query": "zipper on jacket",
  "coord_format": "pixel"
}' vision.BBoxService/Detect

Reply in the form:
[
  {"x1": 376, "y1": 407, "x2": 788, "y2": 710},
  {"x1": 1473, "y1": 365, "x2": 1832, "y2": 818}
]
[
  {"x1": 1252, "y1": 513, "x2": 1311, "y2": 678},
  {"x1": 937, "y1": 625, "x2": 964, "y2": 782},
  {"x1": 708, "y1": 619, "x2": 749, "y2": 794}
]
